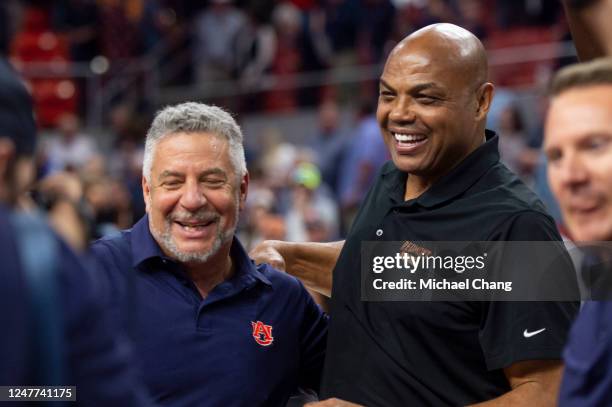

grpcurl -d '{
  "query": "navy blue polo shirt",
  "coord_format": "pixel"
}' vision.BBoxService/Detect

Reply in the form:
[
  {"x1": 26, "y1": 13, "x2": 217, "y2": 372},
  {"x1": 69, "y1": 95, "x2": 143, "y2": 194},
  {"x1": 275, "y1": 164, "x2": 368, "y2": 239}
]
[
  {"x1": 0, "y1": 205, "x2": 152, "y2": 405},
  {"x1": 560, "y1": 301, "x2": 612, "y2": 406},
  {"x1": 90, "y1": 215, "x2": 328, "y2": 406}
]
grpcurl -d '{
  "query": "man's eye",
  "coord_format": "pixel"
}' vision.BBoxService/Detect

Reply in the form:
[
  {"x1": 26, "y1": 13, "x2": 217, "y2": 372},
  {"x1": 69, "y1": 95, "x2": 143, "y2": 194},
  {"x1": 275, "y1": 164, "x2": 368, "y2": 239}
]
[
  {"x1": 379, "y1": 91, "x2": 394, "y2": 101},
  {"x1": 417, "y1": 95, "x2": 437, "y2": 104},
  {"x1": 585, "y1": 137, "x2": 610, "y2": 150},
  {"x1": 162, "y1": 181, "x2": 181, "y2": 189},
  {"x1": 204, "y1": 179, "x2": 225, "y2": 187},
  {"x1": 545, "y1": 150, "x2": 561, "y2": 163}
]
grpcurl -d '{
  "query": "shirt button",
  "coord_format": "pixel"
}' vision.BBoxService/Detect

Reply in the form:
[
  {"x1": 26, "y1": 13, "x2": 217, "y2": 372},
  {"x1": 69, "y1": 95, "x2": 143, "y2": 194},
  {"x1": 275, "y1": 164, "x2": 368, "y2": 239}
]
[{"x1": 376, "y1": 229, "x2": 383, "y2": 237}]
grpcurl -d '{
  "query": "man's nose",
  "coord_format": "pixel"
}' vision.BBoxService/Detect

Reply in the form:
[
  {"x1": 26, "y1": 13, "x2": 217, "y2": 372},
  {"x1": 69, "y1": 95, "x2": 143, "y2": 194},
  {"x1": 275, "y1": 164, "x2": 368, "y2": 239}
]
[
  {"x1": 558, "y1": 151, "x2": 589, "y2": 190},
  {"x1": 389, "y1": 97, "x2": 417, "y2": 124},
  {"x1": 179, "y1": 181, "x2": 207, "y2": 211}
]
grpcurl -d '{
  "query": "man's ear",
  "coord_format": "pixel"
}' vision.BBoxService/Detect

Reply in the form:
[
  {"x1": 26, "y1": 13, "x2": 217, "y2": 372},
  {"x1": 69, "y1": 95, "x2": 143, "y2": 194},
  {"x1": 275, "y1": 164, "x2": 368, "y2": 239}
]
[
  {"x1": 0, "y1": 138, "x2": 15, "y2": 184},
  {"x1": 142, "y1": 175, "x2": 151, "y2": 213},
  {"x1": 475, "y1": 82, "x2": 495, "y2": 122},
  {"x1": 239, "y1": 171, "x2": 249, "y2": 212}
]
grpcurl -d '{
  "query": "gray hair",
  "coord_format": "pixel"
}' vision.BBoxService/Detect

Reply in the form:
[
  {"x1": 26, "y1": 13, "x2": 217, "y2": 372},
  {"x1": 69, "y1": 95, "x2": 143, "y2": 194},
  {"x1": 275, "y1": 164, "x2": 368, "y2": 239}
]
[{"x1": 143, "y1": 102, "x2": 247, "y2": 182}]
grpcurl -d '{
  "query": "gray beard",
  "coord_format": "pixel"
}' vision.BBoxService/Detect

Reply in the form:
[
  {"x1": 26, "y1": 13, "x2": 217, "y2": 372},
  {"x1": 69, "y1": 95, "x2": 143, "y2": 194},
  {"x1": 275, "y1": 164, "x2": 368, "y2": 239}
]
[{"x1": 150, "y1": 206, "x2": 238, "y2": 264}]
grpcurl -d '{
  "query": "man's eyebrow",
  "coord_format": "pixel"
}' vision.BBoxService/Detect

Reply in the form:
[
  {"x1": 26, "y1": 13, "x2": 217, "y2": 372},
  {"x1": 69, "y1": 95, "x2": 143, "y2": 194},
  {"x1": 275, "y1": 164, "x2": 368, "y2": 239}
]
[
  {"x1": 379, "y1": 78, "x2": 394, "y2": 90},
  {"x1": 379, "y1": 79, "x2": 441, "y2": 93},
  {"x1": 410, "y1": 82, "x2": 440, "y2": 93},
  {"x1": 158, "y1": 170, "x2": 183, "y2": 181},
  {"x1": 200, "y1": 168, "x2": 227, "y2": 178}
]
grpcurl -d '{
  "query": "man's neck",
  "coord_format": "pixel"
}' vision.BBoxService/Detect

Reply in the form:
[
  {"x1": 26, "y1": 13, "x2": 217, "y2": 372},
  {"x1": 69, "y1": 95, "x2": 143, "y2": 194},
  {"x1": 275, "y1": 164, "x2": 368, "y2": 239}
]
[{"x1": 184, "y1": 245, "x2": 235, "y2": 299}]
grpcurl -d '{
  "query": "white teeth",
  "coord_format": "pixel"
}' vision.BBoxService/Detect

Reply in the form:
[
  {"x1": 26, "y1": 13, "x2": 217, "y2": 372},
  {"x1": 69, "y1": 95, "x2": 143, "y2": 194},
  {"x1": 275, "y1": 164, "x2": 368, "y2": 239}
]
[
  {"x1": 393, "y1": 133, "x2": 426, "y2": 142},
  {"x1": 182, "y1": 224, "x2": 203, "y2": 231}
]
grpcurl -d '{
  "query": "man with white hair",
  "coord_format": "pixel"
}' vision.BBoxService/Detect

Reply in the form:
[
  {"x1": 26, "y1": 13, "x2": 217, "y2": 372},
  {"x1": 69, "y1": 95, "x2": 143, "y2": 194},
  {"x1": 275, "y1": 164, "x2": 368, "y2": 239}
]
[{"x1": 91, "y1": 102, "x2": 327, "y2": 406}]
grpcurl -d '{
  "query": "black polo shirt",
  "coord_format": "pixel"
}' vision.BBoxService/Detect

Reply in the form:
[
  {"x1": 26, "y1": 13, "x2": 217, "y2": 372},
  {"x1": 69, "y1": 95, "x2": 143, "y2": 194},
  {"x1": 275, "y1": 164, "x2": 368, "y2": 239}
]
[{"x1": 320, "y1": 131, "x2": 579, "y2": 406}]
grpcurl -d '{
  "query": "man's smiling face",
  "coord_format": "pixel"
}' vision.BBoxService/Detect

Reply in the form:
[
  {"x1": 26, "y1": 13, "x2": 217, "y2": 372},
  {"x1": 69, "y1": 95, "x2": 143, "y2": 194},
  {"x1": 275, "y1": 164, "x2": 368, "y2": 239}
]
[
  {"x1": 143, "y1": 132, "x2": 247, "y2": 263},
  {"x1": 545, "y1": 84, "x2": 612, "y2": 242},
  {"x1": 376, "y1": 38, "x2": 491, "y2": 180}
]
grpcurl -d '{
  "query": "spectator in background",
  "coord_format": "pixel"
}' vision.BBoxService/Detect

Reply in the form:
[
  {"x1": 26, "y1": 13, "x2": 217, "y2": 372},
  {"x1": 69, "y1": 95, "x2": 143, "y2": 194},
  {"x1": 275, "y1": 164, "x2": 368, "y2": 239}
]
[
  {"x1": 84, "y1": 176, "x2": 132, "y2": 238},
  {"x1": 324, "y1": 0, "x2": 363, "y2": 102},
  {"x1": 192, "y1": 0, "x2": 245, "y2": 84},
  {"x1": 298, "y1": 4, "x2": 334, "y2": 105},
  {"x1": 42, "y1": 112, "x2": 98, "y2": 174},
  {"x1": 337, "y1": 100, "x2": 388, "y2": 232},
  {"x1": 233, "y1": 0, "x2": 276, "y2": 91},
  {"x1": 497, "y1": 103, "x2": 539, "y2": 182},
  {"x1": 97, "y1": 0, "x2": 142, "y2": 60},
  {"x1": 360, "y1": 0, "x2": 395, "y2": 64},
  {"x1": 457, "y1": 0, "x2": 488, "y2": 40},
  {"x1": 309, "y1": 99, "x2": 348, "y2": 200},
  {"x1": 324, "y1": 0, "x2": 361, "y2": 66},
  {"x1": 421, "y1": 0, "x2": 456, "y2": 26},
  {"x1": 285, "y1": 162, "x2": 339, "y2": 243},
  {"x1": 239, "y1": 176, "x2": 286, "y2": 249},
  {"x1": 265, "y1": 2, "x2": 302, "y2": 111},
  {"x1": 106, "y1": 103, "x2": 147, "y2": 221},
  {"x1": 52, "y1": 0, "x2": 100, "y2": 62}
]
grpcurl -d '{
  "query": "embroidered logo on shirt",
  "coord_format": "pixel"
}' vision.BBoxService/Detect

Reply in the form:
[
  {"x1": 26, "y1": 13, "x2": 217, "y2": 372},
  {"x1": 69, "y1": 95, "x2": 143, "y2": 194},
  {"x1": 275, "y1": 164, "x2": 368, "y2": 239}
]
[
  {"x1": 251, "y1": 321, "x2": 274, "y2": 346},
  {"x1": 523, "y1": 328, "x2": 546, "y2": 338}
]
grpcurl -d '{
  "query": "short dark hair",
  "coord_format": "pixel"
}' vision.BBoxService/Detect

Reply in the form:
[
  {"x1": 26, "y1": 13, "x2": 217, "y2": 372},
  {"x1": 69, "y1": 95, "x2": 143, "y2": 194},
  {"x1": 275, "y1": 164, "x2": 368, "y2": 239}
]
[{"x1": 550, "y1": 57, "x2": 612, "y2": 97}]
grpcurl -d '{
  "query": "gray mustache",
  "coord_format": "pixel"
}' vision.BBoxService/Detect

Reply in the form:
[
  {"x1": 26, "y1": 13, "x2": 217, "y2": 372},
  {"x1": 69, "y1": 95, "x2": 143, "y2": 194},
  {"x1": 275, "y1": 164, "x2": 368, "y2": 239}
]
[{"x1": 169, "y1": 211, "x2": 219, "y2": 223}]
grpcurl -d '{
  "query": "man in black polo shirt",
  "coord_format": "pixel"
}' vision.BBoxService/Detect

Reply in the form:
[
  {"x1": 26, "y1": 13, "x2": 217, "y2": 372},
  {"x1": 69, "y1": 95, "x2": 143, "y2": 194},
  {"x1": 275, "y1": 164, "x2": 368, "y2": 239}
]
[{"x1": 253, "y1": 23, "x2": 578, "y2": 406}]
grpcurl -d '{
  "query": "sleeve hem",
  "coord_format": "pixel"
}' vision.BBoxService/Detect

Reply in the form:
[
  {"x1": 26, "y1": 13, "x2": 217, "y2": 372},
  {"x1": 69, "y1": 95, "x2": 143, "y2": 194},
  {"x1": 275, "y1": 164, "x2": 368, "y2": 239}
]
[{"x1": 485, "y1": 347, "x2": 564, "y2": 370}]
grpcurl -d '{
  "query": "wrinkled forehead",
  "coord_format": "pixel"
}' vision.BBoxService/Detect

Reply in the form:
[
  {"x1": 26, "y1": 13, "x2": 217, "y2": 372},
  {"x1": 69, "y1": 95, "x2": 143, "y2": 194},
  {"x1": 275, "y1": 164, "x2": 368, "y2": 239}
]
[{"x1": 153, "y1": 131, "x2": 230, "y2": 161}]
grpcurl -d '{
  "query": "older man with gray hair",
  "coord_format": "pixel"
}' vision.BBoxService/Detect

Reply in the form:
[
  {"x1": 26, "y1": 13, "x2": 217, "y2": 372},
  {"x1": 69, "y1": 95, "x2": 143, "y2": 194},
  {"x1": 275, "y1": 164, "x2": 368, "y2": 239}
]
[{"x1": 90, "y1": 102, "x2": 328, "y2": 406}]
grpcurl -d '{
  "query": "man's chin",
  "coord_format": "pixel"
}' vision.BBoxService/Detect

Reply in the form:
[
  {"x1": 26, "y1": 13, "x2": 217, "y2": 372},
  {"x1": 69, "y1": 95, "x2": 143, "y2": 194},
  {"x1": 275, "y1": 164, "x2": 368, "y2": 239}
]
[
  {"x1": 391, "y1": 159, "x2": 425, "y2": 176},
  {"x1": 174, "y1": 244, "x2": 215, "y2": 260},
  {"x1": 566, "y1": 215, "x2": 612, "y2": 241}
]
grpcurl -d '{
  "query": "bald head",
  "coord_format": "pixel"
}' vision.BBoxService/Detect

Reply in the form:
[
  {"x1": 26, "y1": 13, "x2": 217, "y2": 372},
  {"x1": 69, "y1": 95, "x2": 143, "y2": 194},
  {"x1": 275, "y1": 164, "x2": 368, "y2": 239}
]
[
  {"x1": 390, "y1": 23, "x2": 489, "y2": 91},
  {"x1": 376, "y1": 23, "x2": 494, "y2": 187}
]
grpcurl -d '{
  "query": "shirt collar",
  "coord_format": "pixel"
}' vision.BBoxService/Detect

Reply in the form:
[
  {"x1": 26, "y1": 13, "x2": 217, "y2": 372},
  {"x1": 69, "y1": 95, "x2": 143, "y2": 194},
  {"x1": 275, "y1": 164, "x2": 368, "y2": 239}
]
[
  {"x1": 130, "y1": 214, "x2": 272, "y2": 287},
  {"x1": 383, "y1": 130, "x2": 500, "y2": 208},
  {"x1": 131, "y1": 214, "x2": 167, "y2": 268}
]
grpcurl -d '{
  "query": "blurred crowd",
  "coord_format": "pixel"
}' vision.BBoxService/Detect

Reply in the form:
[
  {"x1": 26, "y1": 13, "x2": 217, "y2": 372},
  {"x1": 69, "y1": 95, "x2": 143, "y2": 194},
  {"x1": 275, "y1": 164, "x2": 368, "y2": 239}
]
[
  {"x1": 2, "y1": 0, "x2": 571, "y2": 116},
  {"x1": 0, "y1": 0, "x2": 576, "y2": 254}
]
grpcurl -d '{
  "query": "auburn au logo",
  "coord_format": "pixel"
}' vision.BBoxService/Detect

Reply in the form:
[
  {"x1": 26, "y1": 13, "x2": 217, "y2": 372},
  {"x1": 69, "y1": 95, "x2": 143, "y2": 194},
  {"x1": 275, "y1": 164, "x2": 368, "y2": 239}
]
[{"x1": 251, "y1": 321, "x2": 274, "y2": 346}]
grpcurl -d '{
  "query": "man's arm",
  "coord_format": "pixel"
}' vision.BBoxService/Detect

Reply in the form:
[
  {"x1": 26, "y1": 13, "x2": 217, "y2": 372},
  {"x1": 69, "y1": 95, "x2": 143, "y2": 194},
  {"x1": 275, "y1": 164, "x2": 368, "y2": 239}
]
[
  {"x1": 306, "y1": 361, "x2": 563, "y2": 407},
  {"x1": 469, "y1": 360, "x2": 563, "y2": 407},
  {"x1": 250, "y1": 240, "x2": 344, "y2": 297},
  {"x1": 562, "y1": 0, "x2": 612, "y2": 60}
]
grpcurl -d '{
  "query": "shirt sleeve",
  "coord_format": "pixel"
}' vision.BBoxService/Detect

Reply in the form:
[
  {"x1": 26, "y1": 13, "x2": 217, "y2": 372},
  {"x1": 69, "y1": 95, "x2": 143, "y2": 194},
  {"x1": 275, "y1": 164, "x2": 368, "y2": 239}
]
[
  {"x1": 478, "y1": 211, "x2": 580, "y2": 370},
  {"x1": 297, "y1": 281, "x2": 329, "y2": 393}
]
